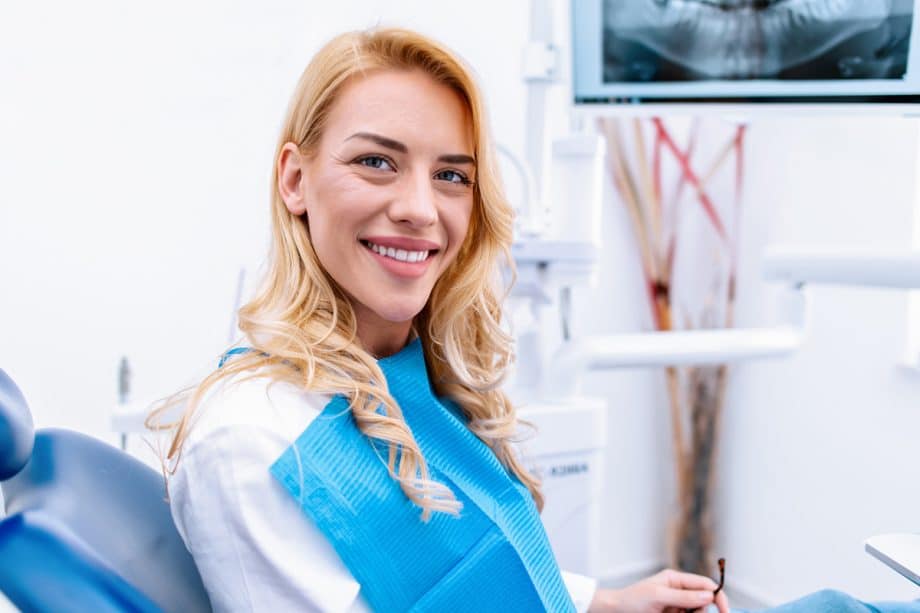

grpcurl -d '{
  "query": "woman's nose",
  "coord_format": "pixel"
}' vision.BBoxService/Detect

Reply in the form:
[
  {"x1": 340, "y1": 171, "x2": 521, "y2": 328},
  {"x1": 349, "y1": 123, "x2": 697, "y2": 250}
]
[{"x1": 389, "y1": 171, "x2": 438, "y2": 227}]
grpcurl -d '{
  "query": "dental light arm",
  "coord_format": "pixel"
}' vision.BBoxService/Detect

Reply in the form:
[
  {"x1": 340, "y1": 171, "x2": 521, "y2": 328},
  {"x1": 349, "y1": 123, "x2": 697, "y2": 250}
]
[
  {"x1": 543, "y1": 248, "x2": 920, "y2": 400},
  {"x1": 762, "y1": 246, "x2": 920, "y2": 289},
  {"x1": 544, "y1": 327, "x2": 805, "y2": 400}
]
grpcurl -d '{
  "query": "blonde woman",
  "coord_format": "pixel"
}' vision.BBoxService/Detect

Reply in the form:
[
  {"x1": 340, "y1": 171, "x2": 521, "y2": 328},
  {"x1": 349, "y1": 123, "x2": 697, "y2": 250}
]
[{"x1": 153, "y1": 28, "x2": 731, "y2": 613}]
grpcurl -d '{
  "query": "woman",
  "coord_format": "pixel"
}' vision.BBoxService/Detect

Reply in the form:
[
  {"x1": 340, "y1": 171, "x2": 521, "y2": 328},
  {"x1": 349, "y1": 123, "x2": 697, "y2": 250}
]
[
  {"x1": 154, "y1": 27, "x2": 914, "y2": 613},
  {"x1": 149, "y1": 26, "x2": 728, "y2": 613}
]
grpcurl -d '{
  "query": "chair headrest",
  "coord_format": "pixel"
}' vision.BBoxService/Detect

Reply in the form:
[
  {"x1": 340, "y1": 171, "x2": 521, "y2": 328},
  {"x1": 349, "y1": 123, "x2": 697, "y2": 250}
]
[{"x1": 0, "y1": 369, "x2": 35, "y2": 481}]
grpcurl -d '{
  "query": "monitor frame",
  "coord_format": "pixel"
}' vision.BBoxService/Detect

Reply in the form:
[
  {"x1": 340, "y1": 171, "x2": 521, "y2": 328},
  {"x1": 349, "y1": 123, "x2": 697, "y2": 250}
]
[{"x1": 571, "y1": 0, "x2": 920, "y2": 113}]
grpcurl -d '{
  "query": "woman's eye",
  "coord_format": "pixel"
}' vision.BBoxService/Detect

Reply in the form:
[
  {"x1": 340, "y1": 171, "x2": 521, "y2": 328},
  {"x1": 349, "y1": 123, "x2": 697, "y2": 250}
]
[
  {"x1": 435, "y1": 169, "x2": 471, "y2": 185},
  {"x1": 356, "y1": 155, "x2": 394, "y2": 171}
]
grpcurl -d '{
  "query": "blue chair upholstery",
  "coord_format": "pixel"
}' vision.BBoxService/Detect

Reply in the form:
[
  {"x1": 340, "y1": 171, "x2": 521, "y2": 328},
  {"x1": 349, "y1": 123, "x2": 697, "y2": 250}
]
[
  {"x1": 0, "y1": 369, "x2": 33, "y2": 481},
  {"x1": 0, "y1": 369, "x2": 211, "y2": 612}
]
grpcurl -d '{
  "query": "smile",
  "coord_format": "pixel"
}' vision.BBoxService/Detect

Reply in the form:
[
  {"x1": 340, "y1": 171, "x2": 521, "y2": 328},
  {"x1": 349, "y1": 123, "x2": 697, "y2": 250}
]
[
  {"x1": 360, "y1": 239, "x2": 434, "y2": 263},
  {"x1": 359, "y1": 239, "x2": 439, "y2": 279}
]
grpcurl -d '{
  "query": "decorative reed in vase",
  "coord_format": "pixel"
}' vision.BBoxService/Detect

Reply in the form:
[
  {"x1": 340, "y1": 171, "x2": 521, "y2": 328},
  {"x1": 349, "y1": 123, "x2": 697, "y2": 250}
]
[{"x1": 597, "y1": 116, "x2": 746, "y2": 575}]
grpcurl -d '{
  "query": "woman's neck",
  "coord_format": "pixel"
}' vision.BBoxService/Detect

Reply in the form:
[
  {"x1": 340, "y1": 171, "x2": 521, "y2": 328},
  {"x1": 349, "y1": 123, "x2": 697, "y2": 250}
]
[{"x1": 354, "y1": 310, "x2": 414, "y2": 359}]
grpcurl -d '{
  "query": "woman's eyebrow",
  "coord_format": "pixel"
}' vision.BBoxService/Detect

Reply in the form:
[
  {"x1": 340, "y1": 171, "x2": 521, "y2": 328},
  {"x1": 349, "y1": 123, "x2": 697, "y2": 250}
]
[
  {"x1": 437, "y1": 153, "x2": 475, "y2": 166},
  {"x1": 347, "y1": 131, "x2": 408, "y2": 153},
  {"x1": 345, "y1": 132, "x2": 475, "y2": 165}
]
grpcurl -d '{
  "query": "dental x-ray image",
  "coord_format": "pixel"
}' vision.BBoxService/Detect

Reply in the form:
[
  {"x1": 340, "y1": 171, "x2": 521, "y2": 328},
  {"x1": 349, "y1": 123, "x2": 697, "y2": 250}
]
[{"x1": 602, "y1": 0, "x2": 913, "y2": 82}]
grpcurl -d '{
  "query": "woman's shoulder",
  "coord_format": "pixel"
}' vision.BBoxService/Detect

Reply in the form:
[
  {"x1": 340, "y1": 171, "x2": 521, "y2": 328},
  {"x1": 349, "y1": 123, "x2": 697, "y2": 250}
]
[{"x1": 182, "y1": 371, "x2": 333, "y2": 454}]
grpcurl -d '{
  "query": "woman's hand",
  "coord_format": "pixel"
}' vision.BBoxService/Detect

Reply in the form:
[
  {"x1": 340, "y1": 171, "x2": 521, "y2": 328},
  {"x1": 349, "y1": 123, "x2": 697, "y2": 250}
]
[{"x1": 588, "y1": 569, "x2": 730, "y2": 613}]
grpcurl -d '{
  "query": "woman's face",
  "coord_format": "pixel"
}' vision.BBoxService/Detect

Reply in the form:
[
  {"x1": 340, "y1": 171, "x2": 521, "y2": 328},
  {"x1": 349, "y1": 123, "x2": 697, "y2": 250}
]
[{"x1": 280, "y1": 69, "x2": 476, "y2": 343}]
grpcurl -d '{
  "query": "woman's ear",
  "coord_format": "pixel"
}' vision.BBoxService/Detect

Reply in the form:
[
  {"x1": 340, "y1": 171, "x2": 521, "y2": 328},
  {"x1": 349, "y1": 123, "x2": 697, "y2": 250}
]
[{"x1": 278, "y1": 142, "x2": 309, "y2": 215}]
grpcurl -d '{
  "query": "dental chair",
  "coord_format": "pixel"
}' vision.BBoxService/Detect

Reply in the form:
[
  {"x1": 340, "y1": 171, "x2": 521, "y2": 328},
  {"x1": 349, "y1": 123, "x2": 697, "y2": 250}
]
[{"x1": 0, "y1": 369, "x2": 211, "y2": 612}]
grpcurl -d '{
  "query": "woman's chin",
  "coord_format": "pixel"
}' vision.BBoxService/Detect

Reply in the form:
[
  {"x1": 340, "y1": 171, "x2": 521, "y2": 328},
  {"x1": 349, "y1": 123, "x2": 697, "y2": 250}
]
[{"x1": 371, "y1": 301, "x2": 427, "y2": 325}]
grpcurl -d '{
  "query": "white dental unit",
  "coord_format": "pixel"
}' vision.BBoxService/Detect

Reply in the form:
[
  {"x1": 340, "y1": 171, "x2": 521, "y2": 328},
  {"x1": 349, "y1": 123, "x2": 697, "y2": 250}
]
[{"x1": 500, "y1": 0, "x2": 920, "y2": 586}]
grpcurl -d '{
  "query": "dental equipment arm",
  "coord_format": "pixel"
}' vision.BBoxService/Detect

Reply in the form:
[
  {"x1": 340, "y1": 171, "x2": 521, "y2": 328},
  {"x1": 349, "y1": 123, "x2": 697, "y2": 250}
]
[
  {"x1": 761, "y1": 247, "x2": 920, "y2": 289},
  {"x1": 539, "y1": 248, "x2": 920, "y2": 583},
  {"x1": 544, "y1": 248, "x2": 920, "y2": 400},
  {"x1": 544, "y1": 326, "x2": 804, "y2": 400}
]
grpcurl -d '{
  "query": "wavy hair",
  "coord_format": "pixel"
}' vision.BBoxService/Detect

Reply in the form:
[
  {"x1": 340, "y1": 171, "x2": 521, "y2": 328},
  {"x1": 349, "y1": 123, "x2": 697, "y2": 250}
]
[{"x1": 148, "y1": 27, "x2": 542, "y2": 519}]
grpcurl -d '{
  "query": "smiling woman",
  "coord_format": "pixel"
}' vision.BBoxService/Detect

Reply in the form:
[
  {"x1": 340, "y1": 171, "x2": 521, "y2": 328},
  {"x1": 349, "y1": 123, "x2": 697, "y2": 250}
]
[
  {"x1": 146, "y1": 27, "x2": 590, "y2": 613},
  {"x1": 145, "y1": 26, "x2": 727, "y2": 613},
  {"x1": 276, "y1": 69, "x2": 477, "y2": 356}
]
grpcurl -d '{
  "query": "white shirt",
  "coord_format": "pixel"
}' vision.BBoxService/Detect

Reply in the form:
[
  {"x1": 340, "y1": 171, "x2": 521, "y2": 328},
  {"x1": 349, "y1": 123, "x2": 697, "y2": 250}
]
[{"x1": 168, "y1": 374, "x2": 598, "y2": 612}]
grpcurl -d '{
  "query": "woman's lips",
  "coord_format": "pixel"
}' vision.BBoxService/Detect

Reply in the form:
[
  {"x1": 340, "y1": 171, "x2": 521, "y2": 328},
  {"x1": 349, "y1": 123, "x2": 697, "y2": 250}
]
[{"x1": 359, "y1": 239, "x2": 436, "y2": 279}]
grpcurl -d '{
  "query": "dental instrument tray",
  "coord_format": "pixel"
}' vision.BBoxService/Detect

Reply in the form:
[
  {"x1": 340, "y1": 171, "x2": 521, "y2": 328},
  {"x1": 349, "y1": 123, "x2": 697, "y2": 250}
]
[{"x1": 865, "y1": 533, "x2": 920, "y2": 586}]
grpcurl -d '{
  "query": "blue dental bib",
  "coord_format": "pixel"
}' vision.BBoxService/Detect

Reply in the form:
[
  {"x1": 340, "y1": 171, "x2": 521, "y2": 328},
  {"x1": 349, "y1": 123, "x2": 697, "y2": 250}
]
[{"x1": 269, "y1": 338, "x2": 575, "y2": 612}]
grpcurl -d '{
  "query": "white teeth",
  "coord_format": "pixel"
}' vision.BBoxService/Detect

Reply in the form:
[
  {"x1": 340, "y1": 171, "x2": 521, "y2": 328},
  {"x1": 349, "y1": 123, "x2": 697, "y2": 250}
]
[{"x1": 364, "y1": 240, "x2": 430, "y2": 263}]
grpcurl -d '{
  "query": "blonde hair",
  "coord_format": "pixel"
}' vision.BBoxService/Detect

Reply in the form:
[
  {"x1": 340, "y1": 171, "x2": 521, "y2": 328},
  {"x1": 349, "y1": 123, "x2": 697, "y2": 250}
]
[{"x1": 148, "y1": 27, "x2": 542, "y2": 518}]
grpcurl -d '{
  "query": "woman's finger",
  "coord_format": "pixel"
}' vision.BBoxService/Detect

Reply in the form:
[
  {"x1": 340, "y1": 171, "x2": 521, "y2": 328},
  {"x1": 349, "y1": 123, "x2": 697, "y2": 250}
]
[
  {"x1": 655, "y1": 586, "x2": 715, "y2": 609},
  {"x1": 715, "y1": 589, "x2": 731, "y2": 613},
  {"x1": 660, "y1": 569, "x2": 719, "y2": 591}
]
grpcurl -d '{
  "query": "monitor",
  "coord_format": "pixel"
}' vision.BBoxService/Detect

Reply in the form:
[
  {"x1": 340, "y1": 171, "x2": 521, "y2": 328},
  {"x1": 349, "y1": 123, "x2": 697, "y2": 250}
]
[{"x1": 572, "y1": 0, "x2": 920, "y2": 110}]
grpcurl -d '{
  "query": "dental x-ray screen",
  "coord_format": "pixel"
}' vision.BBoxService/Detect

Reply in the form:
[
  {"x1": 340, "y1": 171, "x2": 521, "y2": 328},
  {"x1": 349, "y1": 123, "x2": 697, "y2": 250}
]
[{"x1": 572, "y1": 0, "x2": 920, "y2": 105}]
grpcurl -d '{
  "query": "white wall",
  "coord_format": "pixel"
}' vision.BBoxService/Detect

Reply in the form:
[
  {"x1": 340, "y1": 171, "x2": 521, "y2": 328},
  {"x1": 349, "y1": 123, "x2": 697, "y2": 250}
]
[
  {"x1": 0, "y1": 0, "x2": 529, "y2": 442},
  {"x1": 717, "y1": 116, "x2": 920, "y2": 603},
  {"x1": 3, "y1": 0, "x2": 920, "y2": 606}
]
